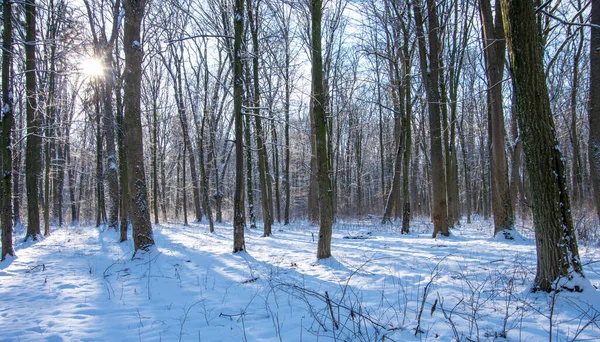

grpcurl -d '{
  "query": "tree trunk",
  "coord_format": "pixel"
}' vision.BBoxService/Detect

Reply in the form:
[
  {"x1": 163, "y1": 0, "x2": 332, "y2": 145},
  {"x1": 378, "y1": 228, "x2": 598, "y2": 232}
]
[
  {"x1": 308, "y1": 91, "x2": 319, "y2": 225},
  {"x1": 283, "y1": 31, "x2": 291, "y2": 225},
  {"x1": 459, "y1": 116, "x2": 472, "y2": 224},
  {"x1": 25, "y1": 0, "x2": 42, "y2": 241},
  {"x1": 65, "y1": 130, "x2": 77, "y2": 225},
  {"x1": 589, "y1": 0, "x2": 600, "y2": 224},
  {"x1": 501, "y1": 0, "x2": 583, "y2": 292},
  {"x1": 198, "y1": 110, "x2": 214, "y2": 233},
  {"x1": 43, "y1": 10, "x2": 58, "y2": 234},
  {"x1": 103, "y1": 65, "x2": 120, "y2": 230},
  {"x1": 13, "y1": 114, "x2": 22, "y2": 227},
  {"x1": 198, "y1": 57, "x2": 214, "y2": 233},
  {"x1": 570, "y1": 25, "x2": 585, "y2": 208},
  {"x1": 182, "y1": 143, "x2": 188, "y2": 225},
  {"x1": 95, "y1": 91, "x2": 107, "y2": 227},
  {"x1": 312, "y1": 0, "x2": 334, "y2": 259},
  {"x1": 123, "y1": 0, "x2": 154, "y2": 253},
  {"x1": 480, "y1": 0, "x2": 515, "y2": 237},
  {"x1": 402, "y1": 39, "x2": 412, "y2": 234},
  {"x1": 439, "y1": 67, "x2": 455, "y2": 228},
  {"x1": 233, "y1": 0, "x2": 246, "y2": 253},
  {"x1": 414, "y1": 1, "x2": 449, "y2": 237},
  {"x1": 115, "y1": 63, "x2": 128, "y2": 242},
  {"x1": 152, "y1": 88, "x2": 159, "y2": 224},
  {"x1": 1, "y1": 0, "x2": 15, "y2": 261}
]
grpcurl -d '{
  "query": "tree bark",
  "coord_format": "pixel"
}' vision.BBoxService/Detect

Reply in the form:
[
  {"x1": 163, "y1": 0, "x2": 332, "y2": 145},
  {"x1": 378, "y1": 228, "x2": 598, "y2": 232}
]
[
  {"x1": 480, "y1": 0, "x2": 515, "y2": 237},
  {"x1": 103, "y1": 66, "x2": 120, "y2": 230},
  {"x1": 501, "y1": 0, "x2": 583, "y2": 292},
  {"x1": 570, "y1": 26, "x2": 584, "y2": 208},
  {"x1": 414, "y1": 0, "x2": 449, "y2": 237},
  {"x1": 115, "y1": 57, "x2": 128, "y2": 242},
  {"x1": 283, "y1": 22, "x2": 291, "y2": 225},
  {"x1": 95, "y1": 90, "x2": 107, "y2": 227},
  {"x1": 1, "y1": 0, "x2": 15, "y2": 261},
  {"x1": 312, "y1": 0, "x2": 334, "y2": 259},
  {"x1": 589, "y1": 0, "x2": 600, "y2": 224},
  {"x1": 233, "y1": 0, "x2": 246, "y2": 253},
  {"x1": 123, "y1": 0, "x2": 154, "y2": 253},
  {"x1": 25, "y1": 0, "x2": 42, "y2": 241},
  {"x1": 401, "y1": 33, "x2": 412, "y2": 234}
]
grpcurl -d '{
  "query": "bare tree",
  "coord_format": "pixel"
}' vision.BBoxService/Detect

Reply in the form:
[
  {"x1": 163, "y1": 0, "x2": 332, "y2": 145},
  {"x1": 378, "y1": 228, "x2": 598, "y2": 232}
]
[
  {"x1": 1, "y1": 0, "x2": 15, "y2": 260},
  {"x1": 501, "y1": 0, "x2": 583, "y2": 292},
  {"x1": 589, "y1": 0, "x2": 600, "y2": 223},
  {"x1": 123, "y1": 0, "x2": 154, "y2": 253},
  {"x1": 233, "y1": 0, "x2": 246, "y2": 252},
  {"x1": 312, "y1": 0, "x2": 334, "y2": 259},
  {"x1": 25, "y1": 0, "x2": 42, "y2": 241},
  {"x1": 247, "y1": 0, "x2": 273, "y2": 236},
  {"x1": 414, "y1": 0, "x2": 449, "y2": 237},
  {"x1": 479, "y1": 0, "x2": 515, "y2": 237}
]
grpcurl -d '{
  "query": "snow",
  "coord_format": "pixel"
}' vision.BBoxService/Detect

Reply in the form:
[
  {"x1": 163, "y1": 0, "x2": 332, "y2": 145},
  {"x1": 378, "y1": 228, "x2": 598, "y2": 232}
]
[
  {"x1": 1, "y1": 218, "x2": 600, "y2": 341},
  {"x1": 131, "y1": 40, "x2": 142, "y2": 51}
]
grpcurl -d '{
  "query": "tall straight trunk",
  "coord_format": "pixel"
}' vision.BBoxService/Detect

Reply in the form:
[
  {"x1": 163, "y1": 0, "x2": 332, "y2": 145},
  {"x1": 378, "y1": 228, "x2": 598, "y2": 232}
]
[
  {"x1": 312, "y1": 0, "x2": 334, "y2": 259},
  {"x1": 123, "y1": 0, "x2": 154, "y2": 253},
  {"x1": 160, "y1": 150, "x2": 167, "y2": 222},
  {"x1": 199, "y1": 58, "x2": 214, "y2": 233},
  {"x1": 480, "y1": 127, "x2": 490, "y2": 219},
  {"x1": 244, "y1": 102, "x2": 257, "y2": 228},
  {"x1": 103, "y1": 66, "x2": 120, "y2": 230},
  {"x1": 12, "y1": 111, "x2": 21, "y2": 227},
  {"x1": 570, "y1": 25, "x2": 584, "y2": 208},
  {"x1": 44, "y1": 5, "x2": 58, "y2": 234},
  {"x1": 414, "y1": 1, "x2": 448, "y2": 237},
  {"x1": 152, "y1": 91, "x2": 159, "y2": 224},
  {"x1": 53, "y1": 97, "x2": 65, "y2": 227},
  {"x1": 283, "y1": 35, "x2": 291, "y2": 225},
  {"x1": 355, "y1": 123, "x2": 363, "y2": 217},
  {"x1": 115, "y1": 65, "x2": 128, "y2": 242},
  {"x1": 43, "y1": 89, "x2": 52, "y2": 232},
  {"x1": 459, "y1": 118, "x2": 472, "y2": 224},
  {"x1": 589, "y1": 0, "x2": 600, "y2": 224},
  {"x1": 1, "y1": 0, "x2": 15, "y2": 260},
  {"x1": 308, "y1": 91, "x2": 319, "y2": 225},
  {"x1": 375, "y1": 46, "x2": 386, "y2": 212},
  {"x1": 175, "y1": 152, "x2": 181, "y2": 220},
  {"x1": 65, "y1": 129, "x2": 77, "y2": 225},
  {"x1": 25, "y1": 0, "x2": 41, "y2": 240},
  {"x1": 232, "y1": 0, "x2": 246, "y2": 252},
  {"x1": 198, "y1": 111, "x2": 214, "y2": 233},
  {"x1": 76, "y1": 161, "x2": 85, "y2": 223},
  {"x1": 480, "y1": 0, "x2": 514, "y2": 237},
  {"x1": 411, "y1": 120, "x2": 420, "y2": 216},
  {"x1": 439, "y1": 67, "x2": 455, "y2": 228},
  {"x1": 182, "y1": 143, "x2": 188, "y2": 225},
  {"x1": 95, "y1": 92, "x2": 106, "y2": 227},
  {"x1": 501, "y1": 0, "x2": 583, "y2": 292},
  {"x1": 271, "y1": 118, "x2": 281, "y2": 223},
  {"x1": 401, "y1": 37, "x2": 412, "y2": 234}
]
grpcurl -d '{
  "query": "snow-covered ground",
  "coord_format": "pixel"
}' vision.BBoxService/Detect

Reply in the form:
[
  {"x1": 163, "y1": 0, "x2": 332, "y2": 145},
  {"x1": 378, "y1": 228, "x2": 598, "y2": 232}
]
[{"x1": 1, "y1": 218, "x2": 600, "y2": 341}]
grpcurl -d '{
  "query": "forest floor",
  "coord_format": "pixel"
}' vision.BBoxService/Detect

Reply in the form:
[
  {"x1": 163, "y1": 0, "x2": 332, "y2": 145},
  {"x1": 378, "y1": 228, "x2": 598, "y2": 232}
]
[{"x1": 1, "y1": 217, "x2": 600, "y2": 341}]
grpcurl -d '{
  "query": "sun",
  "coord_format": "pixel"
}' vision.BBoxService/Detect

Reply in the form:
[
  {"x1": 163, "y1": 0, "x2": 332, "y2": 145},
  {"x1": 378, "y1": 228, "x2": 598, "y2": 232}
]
[{"x1": 80, "y1": 57, "x2": 104, "y2": 77}]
